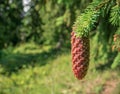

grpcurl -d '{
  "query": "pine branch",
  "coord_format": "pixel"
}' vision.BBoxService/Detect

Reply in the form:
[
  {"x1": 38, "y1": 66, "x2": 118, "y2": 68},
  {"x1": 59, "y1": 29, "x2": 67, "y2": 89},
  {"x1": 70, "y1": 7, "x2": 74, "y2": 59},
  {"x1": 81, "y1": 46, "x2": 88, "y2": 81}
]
[
  {"x1": 73, "y1": 10, "x2": 99, "y2": 37},
  {"x1": 73, "y1": 1, "x2": 101, "y2": 37},
  {"x1": 116, "y1": 0, "x2": 120, "y2": 6},
  {"x1": 73, "y1": 0, "x2": 118, "y2": 37},
  {"x1": 95, "y1": 0, "x2": 111, "y2": 10}
]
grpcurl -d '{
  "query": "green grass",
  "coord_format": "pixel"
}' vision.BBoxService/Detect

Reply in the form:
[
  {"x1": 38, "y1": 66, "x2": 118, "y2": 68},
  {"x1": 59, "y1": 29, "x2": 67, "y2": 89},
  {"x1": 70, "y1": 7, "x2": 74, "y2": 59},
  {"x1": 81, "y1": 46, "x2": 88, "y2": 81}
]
[{"x1": 0, "y1": 43, "x2": 120, "y2": 94}]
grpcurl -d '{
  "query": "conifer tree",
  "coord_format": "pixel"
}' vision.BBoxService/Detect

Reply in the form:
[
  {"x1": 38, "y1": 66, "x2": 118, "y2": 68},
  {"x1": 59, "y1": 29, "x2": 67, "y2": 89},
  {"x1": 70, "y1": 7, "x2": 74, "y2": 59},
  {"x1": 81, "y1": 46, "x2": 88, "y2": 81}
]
[{"x1": 71, "y1": 0, "x2": 120, "y2": 80}]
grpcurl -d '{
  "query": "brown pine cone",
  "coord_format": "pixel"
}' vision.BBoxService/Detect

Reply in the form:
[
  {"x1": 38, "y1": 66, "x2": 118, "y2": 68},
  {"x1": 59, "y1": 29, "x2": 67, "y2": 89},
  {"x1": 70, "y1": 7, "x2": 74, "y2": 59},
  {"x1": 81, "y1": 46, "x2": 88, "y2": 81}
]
[{"x1": 71, "y1": 31, "x2": 90, "y2": 80}]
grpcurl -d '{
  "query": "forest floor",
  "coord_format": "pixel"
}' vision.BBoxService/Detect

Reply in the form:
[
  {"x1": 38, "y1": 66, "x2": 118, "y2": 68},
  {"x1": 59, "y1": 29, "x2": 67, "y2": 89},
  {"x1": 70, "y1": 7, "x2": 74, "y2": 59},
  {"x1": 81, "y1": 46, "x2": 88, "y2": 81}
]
[{"x1": 0, "y1": 43, "x2": 120, "y2": 94}]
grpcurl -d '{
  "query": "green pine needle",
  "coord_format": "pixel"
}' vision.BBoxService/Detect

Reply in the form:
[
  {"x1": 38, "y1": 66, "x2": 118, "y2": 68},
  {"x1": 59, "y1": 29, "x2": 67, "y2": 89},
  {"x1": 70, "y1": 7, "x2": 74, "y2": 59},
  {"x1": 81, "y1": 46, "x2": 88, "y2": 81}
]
[
  {"x1": 73, "y1": 1, "x2": 101, "y2": 37},
  {"x1": 73, "y1": 9, "x2": 100, "y2": 37},
  {"x1": 110, "y1": 5, "x2": 120, "y2": 26}
]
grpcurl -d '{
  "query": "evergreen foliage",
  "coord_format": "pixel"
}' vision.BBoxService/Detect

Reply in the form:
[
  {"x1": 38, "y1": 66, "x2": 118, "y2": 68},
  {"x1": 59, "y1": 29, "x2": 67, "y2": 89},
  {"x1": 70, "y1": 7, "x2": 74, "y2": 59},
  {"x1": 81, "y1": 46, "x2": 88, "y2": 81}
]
[
  {"x1": 73, "y1": 10, "x2": 99, "y2": 37},
  {"x1": 73, "y1": 0, "x2": 118, "y2": 37},
  {"x1": 73, "y1": 0, "x2": 120, "y2": 68},
  {"x1": 0, "y1": 0, "x2": 92, "y2": 48},
  {"x1": 73, "y1": 0, "x2": 101, "y2": 37}
]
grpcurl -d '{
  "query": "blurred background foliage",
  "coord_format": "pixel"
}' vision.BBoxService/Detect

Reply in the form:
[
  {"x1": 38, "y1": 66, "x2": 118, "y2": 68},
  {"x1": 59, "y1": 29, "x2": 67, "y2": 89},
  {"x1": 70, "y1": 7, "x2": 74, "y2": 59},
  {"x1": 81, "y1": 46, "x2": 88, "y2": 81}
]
[
  {"x1": 0, "y1": 0, "x2": 120, "y2": 94},
  {"x1": 0, "y1": 0, "x2": 91, "y2": 49}
]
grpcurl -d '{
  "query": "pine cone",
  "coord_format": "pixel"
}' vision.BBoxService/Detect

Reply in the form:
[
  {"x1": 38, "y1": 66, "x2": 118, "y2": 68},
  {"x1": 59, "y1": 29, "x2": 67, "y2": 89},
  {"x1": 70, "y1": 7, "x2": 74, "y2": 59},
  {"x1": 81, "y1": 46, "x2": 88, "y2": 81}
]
[{"x1": 71, "y1": 31, "x2": 90, "y2": 80}]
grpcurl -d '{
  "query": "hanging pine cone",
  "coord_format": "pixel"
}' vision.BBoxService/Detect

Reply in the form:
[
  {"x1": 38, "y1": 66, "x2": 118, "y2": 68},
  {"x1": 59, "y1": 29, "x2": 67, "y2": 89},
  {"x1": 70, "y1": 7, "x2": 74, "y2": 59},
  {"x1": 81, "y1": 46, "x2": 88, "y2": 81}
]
[{"x1": 71, "y1": 31, "x2": 90, "y2": 80}]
